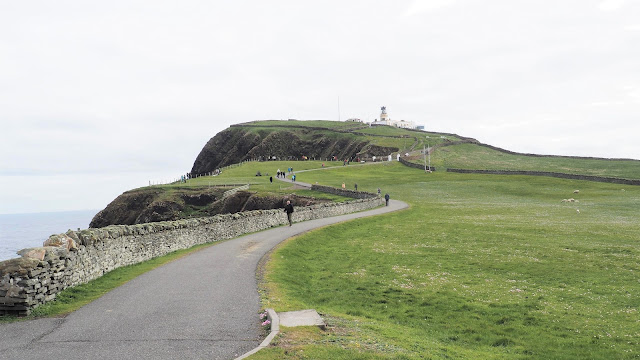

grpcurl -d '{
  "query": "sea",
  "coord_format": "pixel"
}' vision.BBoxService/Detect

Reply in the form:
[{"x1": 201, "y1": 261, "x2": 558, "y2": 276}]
[{"x1": 0, "y1": 210, "x2": 97, "y2": 262}]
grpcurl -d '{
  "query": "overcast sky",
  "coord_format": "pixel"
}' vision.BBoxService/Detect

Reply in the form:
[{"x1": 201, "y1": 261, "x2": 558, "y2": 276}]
[{"x1": 1, "y1": 0, "x2": 639, "y2": 215}]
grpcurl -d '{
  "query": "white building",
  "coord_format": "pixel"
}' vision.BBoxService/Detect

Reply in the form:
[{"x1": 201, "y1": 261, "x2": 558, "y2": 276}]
[{"x1": 370, "y1": 106, "x2": 417, "y2": 129}]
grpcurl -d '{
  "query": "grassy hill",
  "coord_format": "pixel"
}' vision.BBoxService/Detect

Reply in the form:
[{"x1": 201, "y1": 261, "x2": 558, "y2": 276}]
[
  {"x1": 210, "y1": 160, "x2": 639, "y2": 360},
  {"x1": 198, "y1": 120, "x2": 639, "y2": 180},
  {"x1": 190, "y1": 120, "x2": 467, "y2": 175},
  {"x1": 414, "y1": 142, "x2": 640, "y2": 180}
]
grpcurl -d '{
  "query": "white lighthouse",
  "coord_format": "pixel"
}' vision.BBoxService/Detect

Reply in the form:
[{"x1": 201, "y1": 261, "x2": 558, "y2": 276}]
[
  {"x1": 370, "y1": 106, "x2": 417, "y2": 129},
  {"x1": 380, "y1": 106, "x2": 389, "y2": 122},
  {"x1": 372, "y1": 106, "x2": 392, "y2": 126}
]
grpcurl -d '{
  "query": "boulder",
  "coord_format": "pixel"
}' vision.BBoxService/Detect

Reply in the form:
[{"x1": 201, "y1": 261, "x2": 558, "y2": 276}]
[
  {"x1": 0, "y1": 258, "x2": 40, "y2": 277},
  {"x1": 17, "y1": 248, "x2": 47, "y2": 261},
  {"x1": 44, "y1": 233, "x2": 78, "y2": 251}
]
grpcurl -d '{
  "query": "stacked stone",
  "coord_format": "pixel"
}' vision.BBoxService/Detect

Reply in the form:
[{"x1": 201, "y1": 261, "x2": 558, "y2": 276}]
[
  {"x1": 0, "y1": 234, "x2": 77, "y2": 315},
  {"x1": 1, "y1": 190, "x2": 382, "y2": 316},
  {"x1": 310, "y1": 184, "x2": 379, "y2": 199}
]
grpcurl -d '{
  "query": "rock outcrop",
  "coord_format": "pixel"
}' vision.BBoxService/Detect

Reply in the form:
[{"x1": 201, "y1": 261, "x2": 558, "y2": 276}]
[
  {"x1": 90, "y1": 187, "x2": 330, "y2": 228},
  {"x1": 190, "y1": 125, "x2": 397, "y2": 175}
]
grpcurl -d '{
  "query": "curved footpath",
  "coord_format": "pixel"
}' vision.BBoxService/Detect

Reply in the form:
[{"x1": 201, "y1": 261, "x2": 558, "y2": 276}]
[{"x1": 0, "y1": 184, "x2": 407, "y2": 360}]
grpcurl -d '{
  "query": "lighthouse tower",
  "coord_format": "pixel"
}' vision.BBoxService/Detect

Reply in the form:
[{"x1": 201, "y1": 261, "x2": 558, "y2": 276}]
[{"x1": 380, "y1": 106, "x2": 389, "y2": 123}]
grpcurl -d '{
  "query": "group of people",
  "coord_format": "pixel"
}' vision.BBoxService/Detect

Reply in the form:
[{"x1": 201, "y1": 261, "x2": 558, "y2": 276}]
[
  {"x1": 276, "y1": 168, "x2": 296, "y2": 179},
  {"x1": 273, "y1": 165, "x2": 391, "y2": 228}
]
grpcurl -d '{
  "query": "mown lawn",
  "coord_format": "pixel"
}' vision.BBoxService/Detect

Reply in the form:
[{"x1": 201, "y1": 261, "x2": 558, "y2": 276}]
[{"x1": 255, "y1": 162, "x2": 640, "y2": 359}]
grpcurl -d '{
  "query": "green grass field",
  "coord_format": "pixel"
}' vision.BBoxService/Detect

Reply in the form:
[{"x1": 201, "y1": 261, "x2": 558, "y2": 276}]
[
  {"x1": 144, "y1": 160, "x2": 354, "y2": 207},
  {"x1": 252, "y1": 161, "x2": 639, "y2": 359},
  {"x1": 426, "y1": 143, "x2": 640, "y2": 180}
]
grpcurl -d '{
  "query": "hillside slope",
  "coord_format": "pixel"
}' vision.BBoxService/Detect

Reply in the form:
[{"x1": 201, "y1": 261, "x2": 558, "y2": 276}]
[
  {"x1": 189, "y1": 120, "x2": 465, "y2": 175},
  {"x1": 90, "y1": 186, "x2": 329, "y2": 228}
]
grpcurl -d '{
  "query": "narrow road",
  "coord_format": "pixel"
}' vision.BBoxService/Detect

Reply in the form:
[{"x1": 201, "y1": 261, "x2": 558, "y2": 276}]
[{"x1": 0, "y1": 198, "x2": 407, "y2": 360}]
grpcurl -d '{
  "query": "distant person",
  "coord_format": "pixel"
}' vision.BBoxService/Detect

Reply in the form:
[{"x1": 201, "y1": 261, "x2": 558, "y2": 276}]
[
  {"x1": 385, "y1": 193, "x2": 390, "y2": 206},
  {"x1": 342, "y1": 182, "x2": 346, "y2": 189},
  {"x1": 270, "y1": 176, "x2": 273, "y2": 183},
  {"x1": 377, "y1": 188, "x2": 381, "y2": 195},
  {"x1": 284, "y1": 200, "x2": 294, "y2": 226},
  {"x1": 354, "y1": 183, "x2": 358, "y2": 191}
]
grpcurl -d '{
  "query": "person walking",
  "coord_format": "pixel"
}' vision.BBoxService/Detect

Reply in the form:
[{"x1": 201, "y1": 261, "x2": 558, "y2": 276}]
[
  {"x1": 284, "y1": 200, "x2": 294, "y2": 226},
  {"x1": 270, "y1": 176, "x2": 273, "y2": 183},
  {"x1": 354, "y1": 183, "x2": 358, "y2": 191},
  {"x1": 342, "y1": 182, "x2": 346, "y2": 189},
  {"x1": 384, "y1": 193, "x2": 390, "y2": 206}
]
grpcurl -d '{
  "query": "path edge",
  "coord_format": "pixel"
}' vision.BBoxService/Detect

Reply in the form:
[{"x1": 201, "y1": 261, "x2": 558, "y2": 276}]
[{"x1": 235, "y1": 308, "x2": 280, "y2": 360}]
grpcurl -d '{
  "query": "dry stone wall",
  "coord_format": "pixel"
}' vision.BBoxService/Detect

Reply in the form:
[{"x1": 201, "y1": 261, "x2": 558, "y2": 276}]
[
  {"x1": 0, "y1": 194, "x2": 383, "y2": 316},
  {"x1": 398, "y1": 157, "x2": 436, "y2": 171},
  {"x1": 446, "y1": 168, "x2": 640, "y2": 186},
  {"x1": 310, "y1": 184, "x2": 378, "y2": 199}
]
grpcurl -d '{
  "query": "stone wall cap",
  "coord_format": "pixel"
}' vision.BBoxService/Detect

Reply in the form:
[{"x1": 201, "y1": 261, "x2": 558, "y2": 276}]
[{"x1": 0, "y1": 257, "x2": 41, "y2": 276}]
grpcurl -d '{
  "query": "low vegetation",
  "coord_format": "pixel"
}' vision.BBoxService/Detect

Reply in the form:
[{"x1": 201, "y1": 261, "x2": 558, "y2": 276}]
[
  {"x1": 422, "y1": 143, "x2": 640, "y2": 179},
  {"x1": 255, "y1": 161, "x2": 639, "y2": 359}
]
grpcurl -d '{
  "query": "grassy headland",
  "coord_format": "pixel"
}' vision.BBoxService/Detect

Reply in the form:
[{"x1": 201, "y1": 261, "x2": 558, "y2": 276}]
[
  {"x1": 252, "y1": 161, "x2": 639, "y2": 359},
  {"x1": 425, "y1": 143, "x2": 640, "y2": 179}
]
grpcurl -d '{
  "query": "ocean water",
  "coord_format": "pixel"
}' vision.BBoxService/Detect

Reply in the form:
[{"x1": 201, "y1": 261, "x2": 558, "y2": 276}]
[{"x1": 0, "y1": 210, "x2": 97, "y2": 262}]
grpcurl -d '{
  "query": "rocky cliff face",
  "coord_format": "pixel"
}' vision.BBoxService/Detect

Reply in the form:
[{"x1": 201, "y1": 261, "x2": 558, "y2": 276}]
[
  {"x1": 190, "y1": 128, "x2": 263, "y2": 175},
  {"x1": 89, "y1": 187, "x2": 328, "y2": 228},
  {"x1": 189, "y1": 126, "x2": 392, "y2": 175}
]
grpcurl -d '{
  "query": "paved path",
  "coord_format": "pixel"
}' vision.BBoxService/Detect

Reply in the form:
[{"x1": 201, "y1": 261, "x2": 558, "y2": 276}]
[{"x1": 0, "y1": 199, "x2": 407, "y2": 360}]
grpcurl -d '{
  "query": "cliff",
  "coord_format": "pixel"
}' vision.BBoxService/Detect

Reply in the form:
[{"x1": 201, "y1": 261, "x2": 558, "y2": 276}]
[
  {"x1": 90, "y1": 187, "x2": 330, "y2": 228},
  {"x1": 190, "y1": 123, "x2": 399, "y2": 175}
]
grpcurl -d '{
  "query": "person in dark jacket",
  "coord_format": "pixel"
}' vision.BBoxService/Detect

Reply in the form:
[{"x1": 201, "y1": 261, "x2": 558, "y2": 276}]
[
  {"x1": 284, "y1": 200, "x2": 294, "y2": 226},
  {"x1": 384, "y1": 193, "x2": 390, "y2": 206}
]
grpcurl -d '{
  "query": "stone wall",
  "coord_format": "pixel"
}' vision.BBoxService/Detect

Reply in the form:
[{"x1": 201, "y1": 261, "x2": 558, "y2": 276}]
[
  {"x1": 446, "y1": 168, "x2": 640, "y2": 186},
  {"x1": 222, "y1": 184, "x2": 250, "y2": 198},
  {"x1": 0, "y1": 194, "x2": 383, "y2": 316},
  {"x1": 398, "y1": 157, "x2": 436, "y2": 172},
  {"x1": 310, "y1": 184, "x2": 379, "y2": 199}
]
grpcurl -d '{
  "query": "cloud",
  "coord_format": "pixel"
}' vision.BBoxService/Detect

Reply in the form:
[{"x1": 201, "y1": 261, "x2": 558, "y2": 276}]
[
  {"x1": 404, "y1": 0, "x2": 456, "y2": 16},
  {"x1": 1, "y1": 0, "x2": 639, "y2": 213},
  {"x1": 598, "y1": 0, "x2": 626, "y2": 11}
]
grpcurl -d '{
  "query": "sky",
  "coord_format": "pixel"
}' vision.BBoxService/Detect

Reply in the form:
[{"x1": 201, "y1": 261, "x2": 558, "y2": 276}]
[{"x1": 1, "y1": 0, "x2": 639, "y2": 215}]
